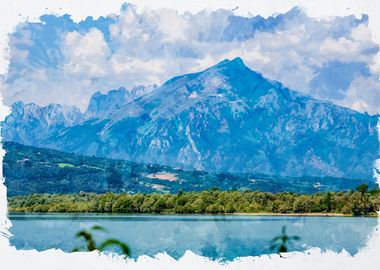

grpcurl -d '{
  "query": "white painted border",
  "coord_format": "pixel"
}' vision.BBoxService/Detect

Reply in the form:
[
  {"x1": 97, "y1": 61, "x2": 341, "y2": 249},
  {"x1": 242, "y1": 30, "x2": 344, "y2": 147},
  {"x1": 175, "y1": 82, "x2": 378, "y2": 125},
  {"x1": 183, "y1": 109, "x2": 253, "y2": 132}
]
[{"x1": 0, "y1": 1, "x2": 379, "y2": 269}]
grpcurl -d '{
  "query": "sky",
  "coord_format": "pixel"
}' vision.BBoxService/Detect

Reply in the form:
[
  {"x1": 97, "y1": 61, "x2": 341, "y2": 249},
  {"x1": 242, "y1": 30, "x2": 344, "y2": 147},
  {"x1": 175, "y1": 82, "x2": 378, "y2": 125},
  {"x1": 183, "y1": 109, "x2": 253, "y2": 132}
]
[{"x1": 1, "y1": 1, "x2": 380, "y2": 115}]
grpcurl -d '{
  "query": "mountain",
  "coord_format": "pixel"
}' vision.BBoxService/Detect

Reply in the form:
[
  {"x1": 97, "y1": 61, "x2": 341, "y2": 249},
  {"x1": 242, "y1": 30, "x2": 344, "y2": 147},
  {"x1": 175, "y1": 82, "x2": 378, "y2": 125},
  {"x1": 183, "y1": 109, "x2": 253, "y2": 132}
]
[
  {"x1": 4, "y1": 142, "x2": 374, "y2": 196},
  {"x1": 85, "y1": 85, "x2": 156, "y2": 119},
  {"x1": 1, "y1": 102, "x2": 83, "y2": 146},
  {"x1": 2, "y1": 58, "x2": 379, "y2": 182},
  {"x1": 2, "y1": 85, "x2": 155, "y2": 146}
]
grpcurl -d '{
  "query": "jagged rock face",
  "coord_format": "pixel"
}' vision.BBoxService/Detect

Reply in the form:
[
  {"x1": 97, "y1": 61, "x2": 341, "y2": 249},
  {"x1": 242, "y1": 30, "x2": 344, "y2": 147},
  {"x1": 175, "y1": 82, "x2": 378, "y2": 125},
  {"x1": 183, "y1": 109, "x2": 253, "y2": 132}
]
[
  {"x1": 85, "y1": 85, "x2": 156, "y2": 119},
  {"x1": 2, "y1": 58, "x2": 379, "y2": 180},
  {"x1": 1, "y1": 102, "x2": 83, "y2": 146},
  {"x1": 85, "y1": 88, "x2": 128, "y2": 119}
]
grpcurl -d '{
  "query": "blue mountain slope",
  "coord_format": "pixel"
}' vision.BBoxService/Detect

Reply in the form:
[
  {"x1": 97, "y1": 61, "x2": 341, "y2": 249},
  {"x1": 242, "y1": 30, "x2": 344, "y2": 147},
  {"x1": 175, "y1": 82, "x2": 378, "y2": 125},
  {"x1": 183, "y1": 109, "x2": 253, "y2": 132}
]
[
  {"x1": 1, "y1": 102, "x2": 83, "y2": 146},
  {"x1": 2, "y1": 58, "x2": 379, "y2": 181}
]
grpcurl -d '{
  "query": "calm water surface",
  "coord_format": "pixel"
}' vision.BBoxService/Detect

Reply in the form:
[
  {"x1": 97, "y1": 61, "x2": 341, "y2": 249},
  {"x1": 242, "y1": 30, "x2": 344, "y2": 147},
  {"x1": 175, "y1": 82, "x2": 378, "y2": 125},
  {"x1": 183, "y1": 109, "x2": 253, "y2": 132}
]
[{"x1": 8, "y1": 214, "x2": 378, "y2": 260}]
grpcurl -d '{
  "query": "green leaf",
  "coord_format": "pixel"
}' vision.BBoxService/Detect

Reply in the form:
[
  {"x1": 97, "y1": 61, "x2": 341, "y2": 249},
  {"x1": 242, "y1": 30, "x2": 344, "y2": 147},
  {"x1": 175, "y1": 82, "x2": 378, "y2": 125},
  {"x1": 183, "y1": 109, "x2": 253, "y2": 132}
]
[{"x1": 98, "y1": 238, "x2": 131, "y2": 257}]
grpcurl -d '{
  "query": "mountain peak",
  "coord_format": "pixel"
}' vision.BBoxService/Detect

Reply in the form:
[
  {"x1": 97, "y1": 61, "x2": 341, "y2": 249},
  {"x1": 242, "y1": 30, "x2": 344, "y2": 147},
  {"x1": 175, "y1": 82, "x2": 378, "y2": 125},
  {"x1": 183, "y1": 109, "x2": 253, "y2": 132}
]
[
  {"x1": 230, "y1": 56, "x2": 244, "y2": 64},
  {"x1": 214, "y1": 57, "x2": 246, "y2": 69}
]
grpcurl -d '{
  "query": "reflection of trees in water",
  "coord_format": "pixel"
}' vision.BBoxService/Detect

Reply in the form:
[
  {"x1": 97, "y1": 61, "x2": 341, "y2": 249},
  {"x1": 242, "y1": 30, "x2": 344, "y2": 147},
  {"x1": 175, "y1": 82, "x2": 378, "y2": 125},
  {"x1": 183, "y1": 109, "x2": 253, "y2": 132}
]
[
  {"x1": 10, "y1": 214, "x2": 374, "y2": 259},
  {"x1": 200, "y1": 243, "x2": 219, "y2": 259}
]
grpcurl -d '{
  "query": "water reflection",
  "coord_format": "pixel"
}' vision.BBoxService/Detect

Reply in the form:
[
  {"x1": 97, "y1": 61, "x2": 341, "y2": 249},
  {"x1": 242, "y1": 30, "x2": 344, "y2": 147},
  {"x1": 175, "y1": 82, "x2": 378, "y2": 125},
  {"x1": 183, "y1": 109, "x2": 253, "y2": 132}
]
[{"x1": 8, "y1": 214, "x2": 378, "y2": 260}]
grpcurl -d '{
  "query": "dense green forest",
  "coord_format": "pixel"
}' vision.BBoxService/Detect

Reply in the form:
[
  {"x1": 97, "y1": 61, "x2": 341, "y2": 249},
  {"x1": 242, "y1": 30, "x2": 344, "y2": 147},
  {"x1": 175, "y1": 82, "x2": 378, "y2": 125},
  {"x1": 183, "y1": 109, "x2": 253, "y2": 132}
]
[
  {"x1": 4, "y1": 142, "x2": 377, "y2": 196},
  {"x1": 8, "y1": 185, "x2": 380, "y2": 216}
]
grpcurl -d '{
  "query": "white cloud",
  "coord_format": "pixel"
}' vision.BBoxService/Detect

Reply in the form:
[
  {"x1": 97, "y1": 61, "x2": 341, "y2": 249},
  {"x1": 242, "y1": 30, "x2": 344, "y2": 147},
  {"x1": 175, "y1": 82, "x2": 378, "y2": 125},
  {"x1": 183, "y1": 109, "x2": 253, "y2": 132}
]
[
  {"x1": 338, "y1": 76, "x2": 380, "y2": 115},
  {"x1": 63, "y1": 28, "x2": 111, "y2": 77},
  {"x1": 148, "y1": 9, "x2": 188, "y2": 42},
  {"x1": 3, "y1": 5, "x2": 380, "y2": 114}
]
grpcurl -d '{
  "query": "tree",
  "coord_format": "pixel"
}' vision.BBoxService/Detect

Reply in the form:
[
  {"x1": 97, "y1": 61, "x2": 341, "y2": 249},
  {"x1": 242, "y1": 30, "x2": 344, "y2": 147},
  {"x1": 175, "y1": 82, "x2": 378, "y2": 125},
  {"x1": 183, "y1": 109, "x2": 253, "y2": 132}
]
[
  {"x1": 356, "y1": 184, "x2": 369, "y2": 195},
  {"x1": 352, "y1": 184, "x2": 371, "y2": 216},
  {"x1": 153, "y1": 197, "x2": 167, "y2": 213},
  {"x1": 321, "y1": 192, "x2": 332, "y2": 212},
  {"x1": 106, "y1": 165, "x2": 123, "y2": 192},
  {"x1": 292, "y1": 195, "x2": 313, "y2": 213}
]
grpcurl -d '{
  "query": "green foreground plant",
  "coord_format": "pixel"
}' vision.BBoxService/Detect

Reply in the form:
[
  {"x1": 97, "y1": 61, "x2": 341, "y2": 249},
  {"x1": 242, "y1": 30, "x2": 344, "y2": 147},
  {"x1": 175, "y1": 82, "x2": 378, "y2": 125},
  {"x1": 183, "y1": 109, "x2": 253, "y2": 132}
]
[
  {"x1": 270, "y1": 226, "x2": 300, "y2": 255},
  {"x1": 73, "y1": 225, "x2": 130, "y2": 257}
]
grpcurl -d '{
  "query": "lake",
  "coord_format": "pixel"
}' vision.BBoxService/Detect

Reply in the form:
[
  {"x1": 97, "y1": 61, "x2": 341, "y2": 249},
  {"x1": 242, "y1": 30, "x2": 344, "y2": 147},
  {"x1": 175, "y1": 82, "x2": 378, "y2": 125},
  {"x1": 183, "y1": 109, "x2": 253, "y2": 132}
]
[{"x1": 8, "y1": 214, "x2": 378, "y2": 260}]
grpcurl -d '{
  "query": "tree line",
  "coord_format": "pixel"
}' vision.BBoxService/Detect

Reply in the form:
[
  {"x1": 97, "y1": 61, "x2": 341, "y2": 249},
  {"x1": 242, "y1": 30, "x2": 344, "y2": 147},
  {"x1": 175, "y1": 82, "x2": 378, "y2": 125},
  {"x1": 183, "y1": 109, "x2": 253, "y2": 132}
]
[{"x1": 8, "y1": 184, "x2": 380, "y2": 216}]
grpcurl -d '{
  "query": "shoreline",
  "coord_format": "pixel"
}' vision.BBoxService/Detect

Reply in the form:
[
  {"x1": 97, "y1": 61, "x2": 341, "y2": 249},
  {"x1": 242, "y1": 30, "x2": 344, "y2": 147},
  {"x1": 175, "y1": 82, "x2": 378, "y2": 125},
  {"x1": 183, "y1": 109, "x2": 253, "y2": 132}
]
[
  {"x1": 231, "y1": 212, "x2": 352, "y2": 217},
  {"x1": 8, "y1": 211, "x2": 377, "y2": 217}
]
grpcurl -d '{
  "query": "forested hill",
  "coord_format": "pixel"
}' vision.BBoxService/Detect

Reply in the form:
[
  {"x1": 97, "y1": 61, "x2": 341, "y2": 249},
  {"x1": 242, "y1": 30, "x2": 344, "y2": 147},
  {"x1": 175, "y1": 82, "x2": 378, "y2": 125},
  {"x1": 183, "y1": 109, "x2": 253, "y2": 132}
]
[{"x1": 3, "y1": 142, "x2": 376, "y2": 196}]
